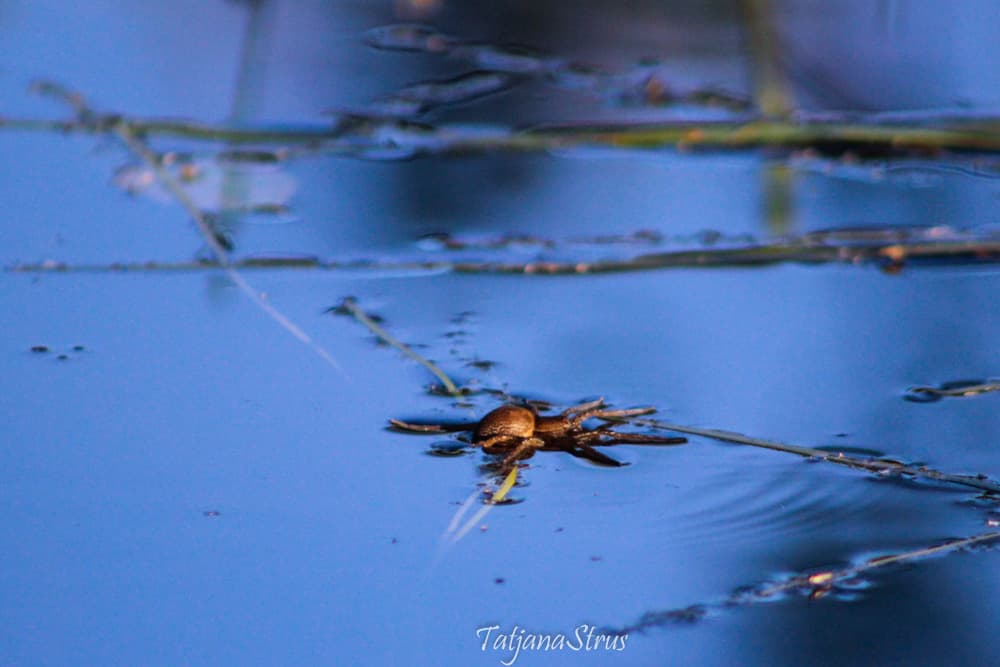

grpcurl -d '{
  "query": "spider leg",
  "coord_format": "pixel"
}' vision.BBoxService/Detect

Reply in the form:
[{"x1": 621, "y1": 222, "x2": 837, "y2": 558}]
[
  {"x1": 388, "y1": 419, "x2": 475, "y2": 433},
  {"x1": 497, "y1": 437, "x2": 545, "y2": 471},
  {"x1": 560, "y1": 397, "x2": 606, "y2": 419},
  {"x1": 568, "y1": 442, "x2": 625, "y2": 467},
  {"x1": 565, "y1": 405, "x2": 655, "y2": 429},
  {"x1": 476, "y1": 434, "x2": 517, "y2": 451},
  {"x1": 572, "y1": 430, "x2": 607, "y2": 445},
  {"x1": 593, "y1": 430, "x2": 687, "y2": 446},
  {"x1": 591, "y1": 407, "x2": 657, "y2": 421}
]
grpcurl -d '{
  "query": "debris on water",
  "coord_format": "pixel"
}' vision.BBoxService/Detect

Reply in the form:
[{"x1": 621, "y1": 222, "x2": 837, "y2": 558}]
[
  {"x1": 31, "y1": 344, "x2": 88, "y2": 359},
  {"x1": 363, "y1": 24, "x2": 452, "y2": 53},
  {"x1": 904, "y1": 379, "x2": 1000, "y2": 402},
  {"x1": 362, "y1": 24, "x2": 752, "y2": 113},
  {"x1": 425, "y1": 382, "x2": 477, "y2": 397},
  {"x1": 328, "y1": 299, "x2": 384, "y2": 323}
]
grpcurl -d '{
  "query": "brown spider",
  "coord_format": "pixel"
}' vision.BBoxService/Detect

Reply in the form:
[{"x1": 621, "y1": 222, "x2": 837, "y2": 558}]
[{"x1": 390, "y1": 398, "x2": 686, "y2": 472}]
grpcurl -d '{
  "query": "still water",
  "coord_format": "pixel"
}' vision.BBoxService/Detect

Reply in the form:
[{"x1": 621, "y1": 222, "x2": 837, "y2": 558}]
[{"x1": 3, "y1": 2, "x2": 1000, "y2": 666}]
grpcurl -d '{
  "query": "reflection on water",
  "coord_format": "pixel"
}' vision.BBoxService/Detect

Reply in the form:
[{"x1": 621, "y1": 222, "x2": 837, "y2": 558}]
[
  {"x1": 361, "y1": 22, "x2": 750, "y2": 115},
  {"x1": 2, "y1": 2, "x2": 1000, "y2": 666},
  {"x1": 114, "y1": 154, "x2": 297, "y2": 218}
]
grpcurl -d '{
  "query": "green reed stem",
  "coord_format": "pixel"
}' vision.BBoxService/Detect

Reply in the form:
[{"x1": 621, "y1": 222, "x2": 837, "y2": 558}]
[{"x1": 334, "y1": 297, "x2": 461, "y2": 396}]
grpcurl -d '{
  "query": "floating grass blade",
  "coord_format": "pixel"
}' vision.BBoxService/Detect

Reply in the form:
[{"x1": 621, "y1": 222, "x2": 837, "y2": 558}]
[
  {"x1": 490, "y1": 466, "x2": 519, "y2": 503},
  {"x1": 333, "y1": 297, "x2": 461, "y2": 396}
]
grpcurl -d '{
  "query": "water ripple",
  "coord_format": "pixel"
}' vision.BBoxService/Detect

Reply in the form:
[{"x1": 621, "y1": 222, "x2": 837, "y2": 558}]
[{"x1": 664, "y1": 455, "x2": 883, "y2": 546}]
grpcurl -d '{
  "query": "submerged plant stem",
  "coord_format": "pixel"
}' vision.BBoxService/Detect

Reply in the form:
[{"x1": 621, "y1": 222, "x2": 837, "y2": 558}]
[{"x1": 334, "y1": 297, "x2": 461, "y2": 396}]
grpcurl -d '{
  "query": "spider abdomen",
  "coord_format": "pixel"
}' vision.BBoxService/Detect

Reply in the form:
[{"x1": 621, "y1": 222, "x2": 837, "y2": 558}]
[{"x1": 473, "y1": 405, "x2": 535, "y2": 442}]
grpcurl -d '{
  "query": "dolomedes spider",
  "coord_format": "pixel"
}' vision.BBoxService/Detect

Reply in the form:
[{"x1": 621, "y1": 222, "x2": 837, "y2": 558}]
[{"x1": 390, "y1": 398, "x2": 686, "y2": 472}]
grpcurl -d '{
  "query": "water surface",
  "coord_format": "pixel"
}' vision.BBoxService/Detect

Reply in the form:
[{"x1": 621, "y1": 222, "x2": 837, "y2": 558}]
[{"x1": 3, "y1": 2, "x2": 1000, "y2": 666}]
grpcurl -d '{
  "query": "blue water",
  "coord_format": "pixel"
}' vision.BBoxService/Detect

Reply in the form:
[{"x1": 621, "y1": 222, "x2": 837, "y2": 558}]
[{"x1": 3, "y1": 3, "x2": 1000, "y2": 666}]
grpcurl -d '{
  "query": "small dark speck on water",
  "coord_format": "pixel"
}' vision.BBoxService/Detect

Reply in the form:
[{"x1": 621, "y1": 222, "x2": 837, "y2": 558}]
[
  {"x1": 494, "y1": 578, "x2": 505, "y2": 585},
  {"x1": 391, "y1": 537, "x2": 398, "y2": 544},
  {"x1": 590, "y1": 555, "x2": 603, "y2": 562},
  {"x1": 56, "y1": 354, "x2": 69, "y2": 361},
  {"x1": 203, "y1": 510, "x2": 221, "y2": 517},
  {"x1": 30, "y1": 345, "x2": 49, "y2": 353},
  {"x1": 465, "y1": 360, "x2": 497, "y2": 371},
  {"x1": 72, "y1": 345, "x2": 85, "y2": 352}
]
